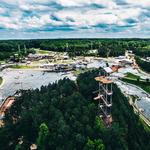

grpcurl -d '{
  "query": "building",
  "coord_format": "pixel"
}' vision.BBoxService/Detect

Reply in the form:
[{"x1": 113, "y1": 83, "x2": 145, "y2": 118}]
[
  {"x1": 125, "y1": 50, "x2": 135, "y2": 61},
  {"x1": 27, "y1": 53, "x2": 53, "y2": 61},
  {"x1": 40, "y1": 63, "x2": 55, "y2": 70},
  {"x1": 111, "y1": 65, "x2": 121, "y2": 72},
  {"x1": 119, "y1": 59, "x2": 133, "y2": 67}
]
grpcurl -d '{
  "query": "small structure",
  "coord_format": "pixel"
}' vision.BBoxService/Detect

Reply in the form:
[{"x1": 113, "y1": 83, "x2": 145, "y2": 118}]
[
  {"x1": 27, "y1": 53, "x2": 52, "y2": 61},
  {"x1": 146, "y1": 57, "x2": 150, "y2": 62},
  {"x1": 125, "y1": 50, "x2": 135, "y2": 61},
  {"x1": 111, "y1": 65, "x2": 121, "y2": 72},
  {"x1": 115, "y1": 56, "x2": 126, "y2": 60},
  {"x1": 103, "y1": 67, "x2": 113, "y2": 74},
  {"x1": 119, "y1": 59, "x2": 133, "y2": 67},
  {"x1": 40, "y1": 63, "x2": 54, "y2": 70},
  {"x1": 75, "y1": 64, "x2": 87, "y2": 70},
  {"x1": 63, "y1": 53, "x2": 69, "y2": 60},
  {"x1": 30, "y1": 144, "x2": 37, "y2": 150},
  {"x1": 94, "y1": 68, "x2": 113, "y2": 127},
  {"x1": 88, "y1": 49, "x2": 98, "y2": 55}
]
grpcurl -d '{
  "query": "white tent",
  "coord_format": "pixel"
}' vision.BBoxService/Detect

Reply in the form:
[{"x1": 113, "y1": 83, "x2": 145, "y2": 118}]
[{"x1": 103, "y1": 67, "x2": 113, "y2": 73}]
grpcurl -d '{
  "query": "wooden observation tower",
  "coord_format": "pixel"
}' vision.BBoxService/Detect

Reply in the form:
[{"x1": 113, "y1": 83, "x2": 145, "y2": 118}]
[{"x1": 94, "y1": 67, "x2": 113, "y2": 126}]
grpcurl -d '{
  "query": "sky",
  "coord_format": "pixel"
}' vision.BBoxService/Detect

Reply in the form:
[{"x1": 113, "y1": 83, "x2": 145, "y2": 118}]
[{"x1": 0, "y1": 0, "x2": 150, "y2": 39}]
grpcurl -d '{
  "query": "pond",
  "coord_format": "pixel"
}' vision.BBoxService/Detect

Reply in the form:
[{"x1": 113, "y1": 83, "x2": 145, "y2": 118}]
[
  {"x1": 0, "y1": 69, "x2": 74, "y2": 102},
  {"x1": 0, "y1": 59, "x2": 106, "y2": 103}
]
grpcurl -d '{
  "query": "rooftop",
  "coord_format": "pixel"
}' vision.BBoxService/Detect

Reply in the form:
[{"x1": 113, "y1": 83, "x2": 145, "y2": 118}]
[
  {"x1": 95, "y1": 76, "x2": 113, "y2": 84},
  {"x1": 103, "y1": 67, "x2": 113, "y2": 73}
]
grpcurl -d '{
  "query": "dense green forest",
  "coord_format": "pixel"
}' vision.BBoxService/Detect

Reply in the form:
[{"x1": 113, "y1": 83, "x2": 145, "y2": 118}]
[
  {"x1": 0, "y1": 70, "x2": 150, "y2": 150},
  {"x1": 135, "y1": 56, "x2": 150, "y2": 73},
  {"x1": 0, "y1": 39, "x2": 150, "y2": 60}
]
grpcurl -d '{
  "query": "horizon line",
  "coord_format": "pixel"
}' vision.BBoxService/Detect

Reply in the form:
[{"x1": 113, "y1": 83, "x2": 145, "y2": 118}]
[{"x1": 0, "y1": 37, "x2": 150, "y2": 41}]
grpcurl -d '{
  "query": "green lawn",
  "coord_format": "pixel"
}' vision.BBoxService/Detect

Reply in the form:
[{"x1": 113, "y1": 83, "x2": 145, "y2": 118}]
[
  {"x1": 0, "y1": 77, "x2": 3, "y2": 85},
  {"x1": 125, "y1": 72, "x2": 146, "y2": 81},
  {"x1": 143, "y1": 45, "x2": 150, "y2": 49},
  {"x1": 37, "y1": 50, "x2": 50, "y2": 54},
  {"x1": 125, "y1": 72, "x2": 140, "y2": 80},
  {"x1": 0, "y1": 61, "x2": 5, "y2": 64},
  {"x1": 10, "y1": 65, "x2": 33, "y2": 69},
  {"x1": 122, "y1": 73, "x2": 150, "y2": 94}
]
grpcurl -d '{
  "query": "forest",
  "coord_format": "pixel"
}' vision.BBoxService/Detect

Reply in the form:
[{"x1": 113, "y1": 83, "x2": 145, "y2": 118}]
[
  {"x1": 135, "y1": 56, "x2": 150, "y2": 73},
  {"x1": 0, "y1": 70, "x2": 150, "y2": 150},
  {"x1": 0, "y1": 39, "x2": 150, "y2": 60}
]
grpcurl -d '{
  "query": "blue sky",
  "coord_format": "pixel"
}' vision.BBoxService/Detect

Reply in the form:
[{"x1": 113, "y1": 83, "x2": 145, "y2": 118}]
[{"x1": 0, "y1": 0, "x2": 150, "y2": 39}]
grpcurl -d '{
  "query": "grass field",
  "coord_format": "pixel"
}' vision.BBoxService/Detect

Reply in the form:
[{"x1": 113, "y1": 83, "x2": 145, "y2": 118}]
[
  {"x1": 37, "y1": 49, "x2": 50, "y2": 54},
  {"x1": 10, "y1": 65, "x2": 34, "y2": 69},
  {"x1": 0, "y1": 61, "x2": 5, "y2": 64},
  {"x1": 0, "y1": 77, "x2": 3, "y2": 85},
  {"x1": 122, "y1": 73, "x2": 150, "y2": 94},
  {"x1": 143, "y1": 45, "x2": 150, "y2": 49},
  {"x1": 125, "y1": 72, "x2": 140, "y2": 79}
]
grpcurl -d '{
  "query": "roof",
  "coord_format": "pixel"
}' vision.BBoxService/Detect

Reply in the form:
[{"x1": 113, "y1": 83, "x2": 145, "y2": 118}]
[
  {"x1": 103, "y1": 67, "x2": 113, "y2": 73},
  {"x1": 119, "y1": 59, "x2": 132, "y2": 64},
  {"x1": 111, "y1": 65, "x2": 120, "y2": 72},
  {"x1": 95, "y1": 76, "x2": 113, "y2": 84}
]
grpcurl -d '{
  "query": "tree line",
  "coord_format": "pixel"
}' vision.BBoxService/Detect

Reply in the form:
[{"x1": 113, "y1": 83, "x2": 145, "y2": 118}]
[
  {"x1": 135, "y1": 56, "x2": 150, "y2": 73},
  {"x1": 0, "y1": 39, "x2": 150, "y2": 60}
]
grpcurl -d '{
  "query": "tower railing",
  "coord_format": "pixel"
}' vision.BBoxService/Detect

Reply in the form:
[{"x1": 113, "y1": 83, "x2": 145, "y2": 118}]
[{"x1": 94, "y1": 68, "x2": 113, "y2": 126}]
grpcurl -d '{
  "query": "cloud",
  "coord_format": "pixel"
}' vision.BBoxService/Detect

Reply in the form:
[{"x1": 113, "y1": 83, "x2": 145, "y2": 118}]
[
  {"x1": 0, "y1": 0, "x2": 150, "y2": 38},
  {"x1": 55, "y1": 0, "x2": 117, "y2": 8},
  {"x1": 0, "y1": 7, "x2": 6, "y2": 14},
  {"x1": 54, "y1": 9, "x2": 119, "y2": 28},
  {"x1": 126, "y1": 0, "x2": 150, "y2": 7}
]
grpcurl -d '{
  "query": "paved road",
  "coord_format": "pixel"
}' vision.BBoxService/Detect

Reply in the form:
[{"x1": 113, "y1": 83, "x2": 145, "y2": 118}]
[
  {"x1": 116, "y1": 80, "x2": 150, "y2": 127},
  {"x1": 128, "y1": 96, "x2": 150, "y2": 127}
]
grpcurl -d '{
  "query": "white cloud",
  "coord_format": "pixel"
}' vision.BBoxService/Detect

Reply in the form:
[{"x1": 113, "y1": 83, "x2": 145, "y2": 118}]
[
  {"x1": 57, "y1": 0, "x2": 117, "y2": 8},
  {"x1": 19, "y1": 4, "x2": 50, "y2": 11},
  {"x1": 126, "y1": 0, "x2": 150, "y2": 7},
  {"x1": 32, "y1": 0, "x2": 51, "y2": 4},
  {"x1": 54, "y1": 6, "x2": 143, "y2": 28},
  {"x1": 21, "y1": 14, "x2": 63, "y2": 29},
  {"x1": 0, "y1": 0, "x2": 150, "y2": 38},
  {"x1": 1, "y1": 0, "x2": 19, "y2": 5},
  {"x1": 116, "y1": 7, "x2": 142, "y2": 19},
  {"x1": 55, "y1": 9, "x2": 114, "y2": 26},
  {"x1": 0, "y1": 7, "x2": 6, "y2": 14},
  {"x1": 0, "y1": 16, "x2": 19, "y2": 29}
]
